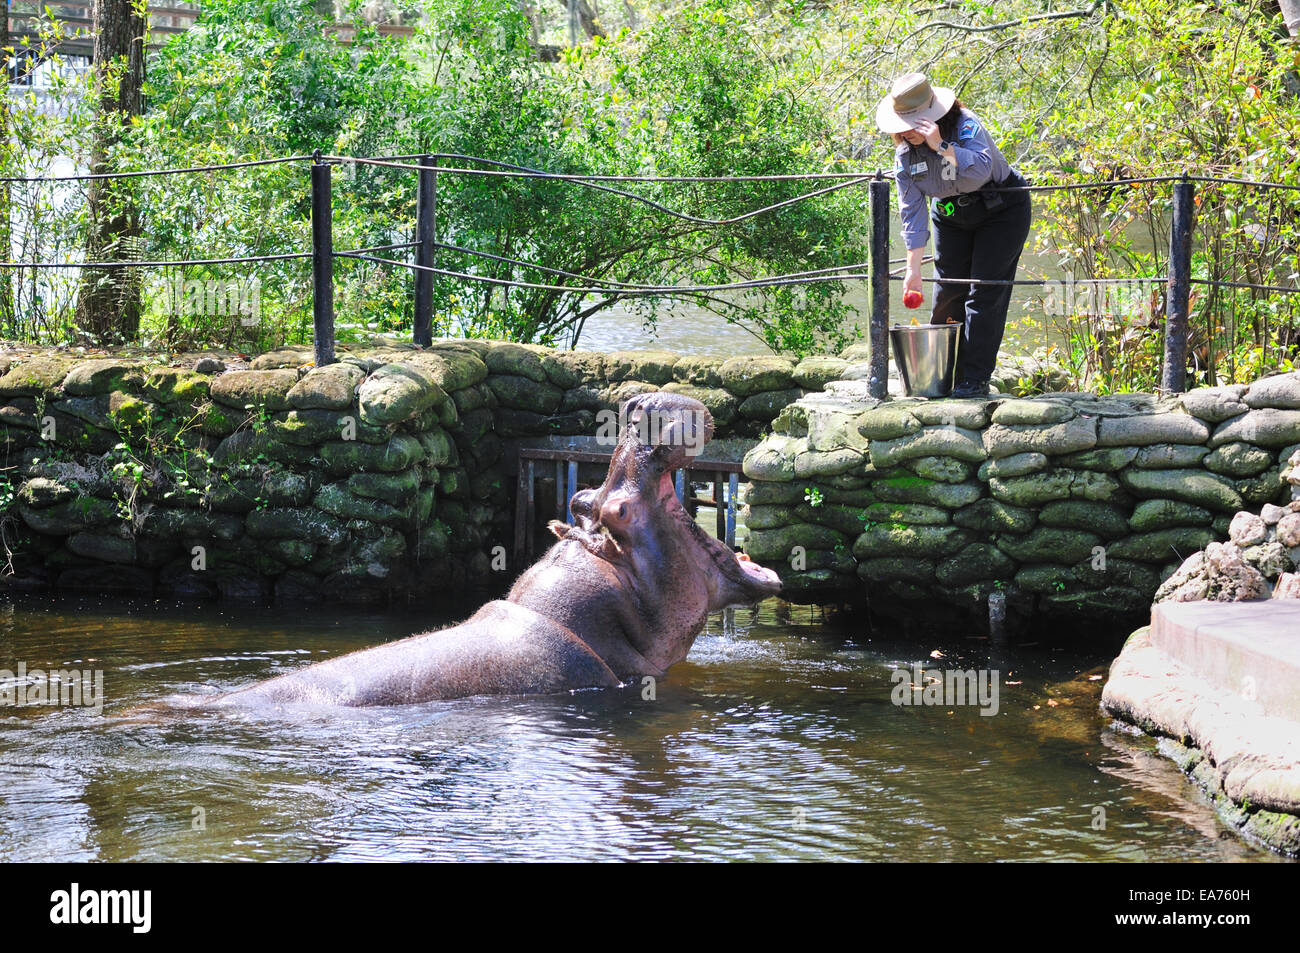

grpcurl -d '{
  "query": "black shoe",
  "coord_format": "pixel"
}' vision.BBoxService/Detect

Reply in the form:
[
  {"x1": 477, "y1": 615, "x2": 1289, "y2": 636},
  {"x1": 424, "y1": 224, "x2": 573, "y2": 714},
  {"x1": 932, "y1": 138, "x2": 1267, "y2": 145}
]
[{"x1": 950, "y1": 379, "x2": 991, "y2": 399}]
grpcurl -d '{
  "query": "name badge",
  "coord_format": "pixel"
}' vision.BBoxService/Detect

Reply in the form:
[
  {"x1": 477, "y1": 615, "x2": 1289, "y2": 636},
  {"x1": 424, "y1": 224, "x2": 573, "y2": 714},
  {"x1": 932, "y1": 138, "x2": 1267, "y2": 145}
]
[{"x1": 909, "y1": 161, "x2": 929, "y2": 175}]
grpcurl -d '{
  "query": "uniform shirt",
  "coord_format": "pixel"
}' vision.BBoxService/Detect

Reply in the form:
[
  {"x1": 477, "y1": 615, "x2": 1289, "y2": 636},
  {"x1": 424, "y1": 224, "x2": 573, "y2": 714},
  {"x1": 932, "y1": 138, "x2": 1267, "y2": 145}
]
[{"x1": 893, "y1": 107, "x2": 1013, "y2": 250}]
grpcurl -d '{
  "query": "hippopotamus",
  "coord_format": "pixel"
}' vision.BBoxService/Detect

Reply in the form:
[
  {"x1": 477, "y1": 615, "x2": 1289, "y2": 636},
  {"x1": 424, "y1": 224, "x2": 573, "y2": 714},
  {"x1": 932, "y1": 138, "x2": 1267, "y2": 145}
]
[{"x1": 212, "y1": 392, "x2": 782, "y2": 707}]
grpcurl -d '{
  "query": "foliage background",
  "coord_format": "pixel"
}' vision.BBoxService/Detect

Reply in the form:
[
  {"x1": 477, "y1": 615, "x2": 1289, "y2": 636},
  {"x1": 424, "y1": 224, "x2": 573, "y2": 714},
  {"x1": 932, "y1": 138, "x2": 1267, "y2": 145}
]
[{"x1": 2, "y1": 0, "x2": 1298, "y2": 388}]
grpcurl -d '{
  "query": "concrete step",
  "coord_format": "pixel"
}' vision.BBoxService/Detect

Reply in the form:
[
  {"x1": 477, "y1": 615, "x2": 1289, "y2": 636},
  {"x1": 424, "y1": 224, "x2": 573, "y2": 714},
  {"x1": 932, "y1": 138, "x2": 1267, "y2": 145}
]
[{"x1": 1151, "y1": 600, "x2": 1300, "y2": 722}]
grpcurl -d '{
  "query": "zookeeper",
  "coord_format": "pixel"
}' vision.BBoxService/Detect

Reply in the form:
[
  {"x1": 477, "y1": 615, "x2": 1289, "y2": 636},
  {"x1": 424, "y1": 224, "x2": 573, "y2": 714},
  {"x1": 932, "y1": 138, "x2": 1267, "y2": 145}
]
[{"x1": 876, "y1": 72, "x2": 1032, "y2": 398}]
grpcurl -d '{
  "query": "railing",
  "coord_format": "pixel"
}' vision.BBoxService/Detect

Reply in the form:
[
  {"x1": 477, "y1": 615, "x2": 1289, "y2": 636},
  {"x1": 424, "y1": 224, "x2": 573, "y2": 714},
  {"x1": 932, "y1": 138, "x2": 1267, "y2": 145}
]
[
  {"x1": 3, "y1": 151, "x2": 1300, "y2": 395},
  {"x1": 300, "y1": 153, "x2": 1300, "y2": 397}
]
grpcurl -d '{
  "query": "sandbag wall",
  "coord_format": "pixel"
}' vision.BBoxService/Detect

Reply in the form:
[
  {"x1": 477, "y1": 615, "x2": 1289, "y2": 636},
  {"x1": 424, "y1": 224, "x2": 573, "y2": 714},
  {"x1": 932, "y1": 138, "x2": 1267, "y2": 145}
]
[
  {"x1": 743, "y1": 375, "x2": 1300, "y2": 626},
  {"x1": 0, "y1": 342, "x2": 841, "y2": 603}
]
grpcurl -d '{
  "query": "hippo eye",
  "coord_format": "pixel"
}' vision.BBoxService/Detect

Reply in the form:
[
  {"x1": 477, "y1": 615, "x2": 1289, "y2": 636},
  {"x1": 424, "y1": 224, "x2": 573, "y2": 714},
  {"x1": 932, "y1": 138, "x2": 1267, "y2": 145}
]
[{"x1": 617, "y1": 503, "x2": 627, "y2": 520}]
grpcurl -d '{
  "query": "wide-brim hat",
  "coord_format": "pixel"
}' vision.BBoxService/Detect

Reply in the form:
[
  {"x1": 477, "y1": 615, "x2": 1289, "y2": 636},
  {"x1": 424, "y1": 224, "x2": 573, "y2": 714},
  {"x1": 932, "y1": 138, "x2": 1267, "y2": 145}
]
[{"x1": 875, "y1": 72, "x2": 956, "y2": 134}]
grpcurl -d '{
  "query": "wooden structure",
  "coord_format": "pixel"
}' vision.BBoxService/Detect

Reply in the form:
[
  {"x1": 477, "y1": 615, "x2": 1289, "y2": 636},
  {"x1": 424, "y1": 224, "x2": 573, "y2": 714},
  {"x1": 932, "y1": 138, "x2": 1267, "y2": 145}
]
[
  {"x1": 514, "y1": 446, "x2": 742, "y2": 567},
  {"x1": 6, "y1": 3, "x2": 414, "y2": 63},
  {"x1": 8, "y1": 3, "x2": 199, "y2": 58}
]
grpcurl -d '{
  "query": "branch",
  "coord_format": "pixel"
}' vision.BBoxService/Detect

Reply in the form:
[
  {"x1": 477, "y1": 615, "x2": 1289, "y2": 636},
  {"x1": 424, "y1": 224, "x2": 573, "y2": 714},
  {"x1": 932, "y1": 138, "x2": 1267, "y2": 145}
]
[{"x1": 900, "y1": 1, "x2": 1105, "y2": 45}]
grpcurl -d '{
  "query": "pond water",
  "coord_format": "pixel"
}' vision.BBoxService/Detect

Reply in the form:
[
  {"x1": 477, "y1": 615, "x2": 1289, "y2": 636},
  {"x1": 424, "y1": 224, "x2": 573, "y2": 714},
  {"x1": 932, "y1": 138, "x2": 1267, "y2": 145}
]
[
  {"x1": 0, "y1": 594, "x2": 1280, "y2": 862},
  {"x1": 573, "y1": 226, "x2": 1088, "y2": 356}
]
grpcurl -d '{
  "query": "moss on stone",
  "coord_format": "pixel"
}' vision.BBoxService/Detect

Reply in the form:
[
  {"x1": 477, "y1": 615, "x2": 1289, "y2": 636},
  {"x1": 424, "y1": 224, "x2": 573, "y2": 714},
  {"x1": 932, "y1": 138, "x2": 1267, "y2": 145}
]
[
  {"x1": 208, "y1": 368, "x2": 294, "y2": 411},
  {"x1": 1119, "y1": 467, "x2": 1244, "y2": 512},
  {"x1": 857, "y1": 556, "x2": 937, "y2": 584},
  {"x1": 996, "y1": 526, "x2": 1101, "y2": 564},
  {"x1": 0, "y1": 356, "x2": 73, "y2": 396},
  {"x1": 1039, "y1": 500, "x2": 1131, "y2": 538},
  {"x1": 718, "y1": 355, "x2": 795, "y2": 397},
  {"x1": 853, "y1": 522, "x2": 972, "y2": 559},
  {"x1": 952, "y1": 498, "x2": 1037, "y2": 534},
  {"x1": 319, "y1": 434, "x2": 424, "y2": 474},
  {"x1": 936, "y1": 543, "x2": 1016, "y2": 586}
]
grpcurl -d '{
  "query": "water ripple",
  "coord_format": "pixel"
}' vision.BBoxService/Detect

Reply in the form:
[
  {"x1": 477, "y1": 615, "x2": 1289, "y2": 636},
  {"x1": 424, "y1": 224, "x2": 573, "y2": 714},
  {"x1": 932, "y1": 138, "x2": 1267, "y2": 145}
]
[{"x1": 0, "y1": 595, "x2": 1282, "y2": 862}]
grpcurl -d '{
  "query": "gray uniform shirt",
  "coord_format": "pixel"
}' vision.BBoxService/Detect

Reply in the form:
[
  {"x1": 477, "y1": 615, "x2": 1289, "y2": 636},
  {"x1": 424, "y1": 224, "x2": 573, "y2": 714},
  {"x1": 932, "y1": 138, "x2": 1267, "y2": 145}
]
[{"x1": 893, "y1": 107, "x2": 1013, "y2": 250}]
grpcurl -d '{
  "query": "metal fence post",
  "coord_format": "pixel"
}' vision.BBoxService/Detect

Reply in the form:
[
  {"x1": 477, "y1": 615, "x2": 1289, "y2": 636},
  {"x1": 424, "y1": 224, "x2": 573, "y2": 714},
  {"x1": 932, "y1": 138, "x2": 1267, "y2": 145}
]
[
  {"x1": 1161, "y1": 174, "x2": 1194, "y2": 394},
  {"x1": 868, "y1": 174, "x2": 891, "y2": 400},
  {"x1": 311, "y1": 150, "x2": 336, "y2": 367},
  {"x1": 413, "y1": 152, "x2": 436, "y2": 347}
]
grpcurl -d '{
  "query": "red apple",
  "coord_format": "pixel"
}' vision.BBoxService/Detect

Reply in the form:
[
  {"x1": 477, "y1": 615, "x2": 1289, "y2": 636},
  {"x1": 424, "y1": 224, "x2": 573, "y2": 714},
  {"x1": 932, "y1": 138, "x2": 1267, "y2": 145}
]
[{"x1": 903, "y1": 290, "x2": 924, "y2": 309}]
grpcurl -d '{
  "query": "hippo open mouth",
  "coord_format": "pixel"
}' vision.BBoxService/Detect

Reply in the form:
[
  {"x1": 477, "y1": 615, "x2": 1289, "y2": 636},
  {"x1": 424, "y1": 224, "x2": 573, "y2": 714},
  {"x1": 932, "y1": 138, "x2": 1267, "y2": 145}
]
[{"x1": 561, "y1": 392, "x2": 782, "y2": 608}]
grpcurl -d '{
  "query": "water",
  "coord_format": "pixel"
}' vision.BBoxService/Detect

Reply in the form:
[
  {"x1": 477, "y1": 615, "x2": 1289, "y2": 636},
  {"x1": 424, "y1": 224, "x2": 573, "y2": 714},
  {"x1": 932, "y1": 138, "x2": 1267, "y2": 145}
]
[
  {"x1": 0, "y1": 594, "x2": 1280, "y2": 862},
  {"x1": 574, "y1": 227, "x2": 1088, "y2": 356}
]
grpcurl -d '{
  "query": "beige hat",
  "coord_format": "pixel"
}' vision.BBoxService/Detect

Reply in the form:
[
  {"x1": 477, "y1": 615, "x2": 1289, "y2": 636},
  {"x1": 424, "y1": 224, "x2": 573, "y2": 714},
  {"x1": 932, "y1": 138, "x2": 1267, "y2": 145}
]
[{"x1": 875, "y1": 72, "x2": 957, "y2": 133}]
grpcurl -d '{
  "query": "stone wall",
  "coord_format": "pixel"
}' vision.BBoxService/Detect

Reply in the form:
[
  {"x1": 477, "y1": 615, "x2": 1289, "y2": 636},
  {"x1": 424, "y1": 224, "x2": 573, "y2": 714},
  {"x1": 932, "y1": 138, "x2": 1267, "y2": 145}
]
[
  {"x1": 0, "y1": 341, "x2": 840, "y2": 603},
  {"x1": 7, "y1": 333, "x2": 1300, "y2": 624},
  {"x1": 743, "y1": 374, "x2": 1300, "y2": 629}
]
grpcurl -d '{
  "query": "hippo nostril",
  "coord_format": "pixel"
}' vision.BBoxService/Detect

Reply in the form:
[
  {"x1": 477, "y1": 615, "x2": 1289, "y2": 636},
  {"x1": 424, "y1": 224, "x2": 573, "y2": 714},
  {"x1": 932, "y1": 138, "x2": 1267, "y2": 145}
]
[{"x1": 618, "y1": 503, "x2": 627, "y2": 520}]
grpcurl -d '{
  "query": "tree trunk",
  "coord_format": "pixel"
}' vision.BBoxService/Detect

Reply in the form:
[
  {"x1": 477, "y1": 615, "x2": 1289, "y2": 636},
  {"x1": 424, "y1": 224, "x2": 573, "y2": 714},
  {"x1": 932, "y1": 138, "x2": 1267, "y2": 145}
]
[
  {"x1": 575, "y1": 0, "x2": 604, "y2": 39},
  {"x1": 75, "y1": 0, "x2": 147, "y2": 342},
  {"x1": 1279, "y1": 0, "x2": 1300, "y2": 36},
  {"x1": 554, "y1": 0, "x2": 605, "y2": 42},
  {"x1": 1, "y1": 0, "x2": 12, "y2": 335}
]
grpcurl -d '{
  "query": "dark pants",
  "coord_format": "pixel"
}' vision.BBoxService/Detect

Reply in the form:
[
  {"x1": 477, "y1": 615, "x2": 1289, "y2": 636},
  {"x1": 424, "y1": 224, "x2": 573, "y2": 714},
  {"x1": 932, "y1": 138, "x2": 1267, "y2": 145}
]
[{"x1": 929, "y1": 189, "x2": 1032, "y2": 385}]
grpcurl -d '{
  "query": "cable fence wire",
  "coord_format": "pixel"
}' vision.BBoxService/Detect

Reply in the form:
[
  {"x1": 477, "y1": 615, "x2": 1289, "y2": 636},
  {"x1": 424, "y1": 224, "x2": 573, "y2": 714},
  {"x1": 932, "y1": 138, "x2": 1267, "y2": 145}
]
[
  {"x1": 4, "y1": 153, "x2": 1300, "y2": 346},
  {"x1": 0, "y1": 155, "x2": 313, "y2": 184},
  {"x1": 0, "y1": 252, "x2": 312, "y2": 268},
  {"x1": 327, "y1": 154, "x2": 877, "y2": 227}
]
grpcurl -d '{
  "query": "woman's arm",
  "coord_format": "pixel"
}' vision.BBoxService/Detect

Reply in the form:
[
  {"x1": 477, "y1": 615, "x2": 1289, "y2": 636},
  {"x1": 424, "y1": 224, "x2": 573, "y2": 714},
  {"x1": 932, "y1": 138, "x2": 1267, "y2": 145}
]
[
  {"x1": 913, "y1": 114, "x2": 994, "y2": 189},
  {"x1": 904, "y1": 246, "x2": 925, "y2": 296},
  {"x1": 895, "y1": 157, "x2": 930, "y2": 255},
  {"x1": 894, "y1": 144, "x2": 932, "y2": 295},
  {"x1": 948, "y1": 115, "x2": 995, "y2": 188}
]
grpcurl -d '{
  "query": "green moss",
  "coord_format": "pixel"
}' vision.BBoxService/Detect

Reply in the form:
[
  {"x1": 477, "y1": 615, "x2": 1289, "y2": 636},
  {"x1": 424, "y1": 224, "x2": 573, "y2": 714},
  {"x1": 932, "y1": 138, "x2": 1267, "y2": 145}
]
[
  {"x1": 107, "y1": 394, "x2": 151, "y2": 430},
  {"x1": 880, "y1": 474, "x2": 933, "y2": 489}
]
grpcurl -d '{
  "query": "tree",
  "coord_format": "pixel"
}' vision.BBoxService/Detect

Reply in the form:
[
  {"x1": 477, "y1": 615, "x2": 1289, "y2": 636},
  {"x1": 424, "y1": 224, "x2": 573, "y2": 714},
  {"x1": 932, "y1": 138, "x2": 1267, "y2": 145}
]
[
  {"x1": 75, "y1": 0, "x2": 147, "y2": 342},
  {"x1": 128, "y1": 0, "x2": 865, "y2": 354},
  {"x1": 1278, "y1": 0, "x2": 1300, "y2": 36},
  {"x1": 1, "y1": 0, "x2": 12, "y2": 331}
]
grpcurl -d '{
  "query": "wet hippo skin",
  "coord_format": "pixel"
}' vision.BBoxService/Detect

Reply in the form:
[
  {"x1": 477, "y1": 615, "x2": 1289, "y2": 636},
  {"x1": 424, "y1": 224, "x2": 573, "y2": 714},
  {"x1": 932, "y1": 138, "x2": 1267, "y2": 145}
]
[{"x1": 214, "y1": 393, "x2": 782, "y2": 706}]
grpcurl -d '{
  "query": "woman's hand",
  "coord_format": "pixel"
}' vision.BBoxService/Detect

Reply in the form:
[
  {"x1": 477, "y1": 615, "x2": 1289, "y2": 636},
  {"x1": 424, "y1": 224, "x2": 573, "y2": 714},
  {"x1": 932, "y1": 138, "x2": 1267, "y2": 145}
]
[
  {"x1": 911, "y1": 118, "x2": 944, "y2": 152},
  {"x1": 904, "y1": 268, "x2": 923, "y2": 297}
]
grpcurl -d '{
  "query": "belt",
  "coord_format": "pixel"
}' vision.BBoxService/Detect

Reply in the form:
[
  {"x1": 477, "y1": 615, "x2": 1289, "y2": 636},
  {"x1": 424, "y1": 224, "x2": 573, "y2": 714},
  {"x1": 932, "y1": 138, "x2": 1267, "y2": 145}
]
[
  {"x1": 935, "y1": 170, "x2": 1027, "y2": 219},
  {"x1": 933, "y1": 194, "x2": 980, "y2": 218}
]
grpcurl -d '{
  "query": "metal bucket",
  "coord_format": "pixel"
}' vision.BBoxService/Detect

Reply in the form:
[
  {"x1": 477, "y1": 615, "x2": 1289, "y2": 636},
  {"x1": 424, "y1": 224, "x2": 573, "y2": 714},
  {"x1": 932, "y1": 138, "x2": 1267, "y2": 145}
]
[{"x1": 889, "y1": 323, "x2": 961, "y2": 398}]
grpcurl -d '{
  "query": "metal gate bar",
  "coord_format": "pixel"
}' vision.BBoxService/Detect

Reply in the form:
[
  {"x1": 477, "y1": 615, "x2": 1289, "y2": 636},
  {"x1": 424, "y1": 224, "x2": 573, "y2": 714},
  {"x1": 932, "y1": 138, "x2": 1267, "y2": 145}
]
[{"x1": 514, "y1": 447, "x2": 744, "y2": 568}]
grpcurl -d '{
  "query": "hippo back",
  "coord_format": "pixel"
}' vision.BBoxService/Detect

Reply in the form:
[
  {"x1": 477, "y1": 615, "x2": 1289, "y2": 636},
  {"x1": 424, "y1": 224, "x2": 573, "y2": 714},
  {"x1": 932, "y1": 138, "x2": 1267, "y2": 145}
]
[{"x1": 217, "y1": 601, "x2": 621, "y2": 706}]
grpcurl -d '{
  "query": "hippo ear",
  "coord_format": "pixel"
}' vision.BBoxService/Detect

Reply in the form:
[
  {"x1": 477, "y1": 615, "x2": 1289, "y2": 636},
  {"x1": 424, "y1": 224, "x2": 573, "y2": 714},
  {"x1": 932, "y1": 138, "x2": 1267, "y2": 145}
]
[{"x1": 569, "y1": 487, "x2": 599, "y2": 528}]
